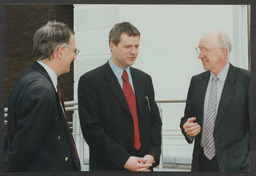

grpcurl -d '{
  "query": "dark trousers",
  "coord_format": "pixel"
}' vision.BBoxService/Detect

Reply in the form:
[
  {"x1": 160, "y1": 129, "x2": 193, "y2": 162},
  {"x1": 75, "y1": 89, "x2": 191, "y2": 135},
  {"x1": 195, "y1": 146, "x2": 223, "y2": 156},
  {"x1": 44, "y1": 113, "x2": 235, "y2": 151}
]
[{"x1": 199, "y1": 148, "x2": 219, "y2": 172}]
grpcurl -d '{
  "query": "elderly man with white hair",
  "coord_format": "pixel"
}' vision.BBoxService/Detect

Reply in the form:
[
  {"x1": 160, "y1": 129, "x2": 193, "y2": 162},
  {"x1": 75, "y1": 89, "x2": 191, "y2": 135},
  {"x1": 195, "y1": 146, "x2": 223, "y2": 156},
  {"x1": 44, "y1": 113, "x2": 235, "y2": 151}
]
[{"x1": 180, "y1": 31, "x2": 250, "y2": 172}]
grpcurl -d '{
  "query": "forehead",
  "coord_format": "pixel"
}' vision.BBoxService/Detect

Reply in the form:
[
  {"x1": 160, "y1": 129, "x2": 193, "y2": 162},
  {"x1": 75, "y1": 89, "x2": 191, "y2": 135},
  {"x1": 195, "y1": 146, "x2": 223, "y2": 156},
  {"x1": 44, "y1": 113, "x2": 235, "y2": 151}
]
[
  {"x1": 119, "y1": 33, "x2": 140, "y2": 44},
  {"x1": 199, "y1": 33, "x2": 218, "y2": 48},
  {"x1": 70, "y1": 34, "x2": 75, "y2": 46}
]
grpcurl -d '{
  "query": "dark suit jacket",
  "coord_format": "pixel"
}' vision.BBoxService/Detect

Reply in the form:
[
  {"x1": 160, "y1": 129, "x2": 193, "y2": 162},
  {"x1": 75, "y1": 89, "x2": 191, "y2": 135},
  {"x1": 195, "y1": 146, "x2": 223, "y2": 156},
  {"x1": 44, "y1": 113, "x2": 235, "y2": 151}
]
[
  {"x1": 78, "y1": 62, "x2": 162, "y2": 171},
  {"x1": 4, "y1": 61, "x2": 81, "y2": 171},
  {"x1": 180, "y1": 63, "x2": 250, "y2": 172}
]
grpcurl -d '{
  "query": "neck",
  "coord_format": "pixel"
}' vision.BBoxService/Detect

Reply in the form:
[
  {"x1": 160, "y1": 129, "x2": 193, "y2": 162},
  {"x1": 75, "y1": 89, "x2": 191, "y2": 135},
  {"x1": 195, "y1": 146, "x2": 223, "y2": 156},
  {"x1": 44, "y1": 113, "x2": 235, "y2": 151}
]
[
  {"x1": 110, "y1": 57, "x2": 128, "y2": 70},
  {"x1": 42, "y1": 58, "x2": 61, "y2": 77},
  {"x1": 212, "y1": 61, "x2": 228, "y2": 76}
]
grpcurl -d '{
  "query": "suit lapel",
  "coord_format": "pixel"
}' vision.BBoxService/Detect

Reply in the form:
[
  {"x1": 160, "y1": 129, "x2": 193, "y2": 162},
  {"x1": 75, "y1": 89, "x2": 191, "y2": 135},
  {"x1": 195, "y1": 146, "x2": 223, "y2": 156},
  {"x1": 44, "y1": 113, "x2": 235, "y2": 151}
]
[
  {"x1": 59, "y1": 103, "x2": 81, "y2": 169},
  {"x1": 32, "y1": 61, "x2": 80, "y2": 169},
  {"x1": 194, "y1": 72, "x2": 210, "y2": 144},
  {"x1": 214, "y1": 64, "x2": 236, "y2": 130},
  {"x1": 130, "y1": 68, "x2": 145, "y2": 133},
  {"x1": 197, "y1": 72, "x2": 210, "y2": 126},
  {"x1": 130, "y1": 68, "x2": 144, "y2": 118},
  {"x1": 104, "y1": 63, "x2": 131, "y2": 114},
  {"x1": 58, "y1": 95, "x2": 81, "y2": 169}
]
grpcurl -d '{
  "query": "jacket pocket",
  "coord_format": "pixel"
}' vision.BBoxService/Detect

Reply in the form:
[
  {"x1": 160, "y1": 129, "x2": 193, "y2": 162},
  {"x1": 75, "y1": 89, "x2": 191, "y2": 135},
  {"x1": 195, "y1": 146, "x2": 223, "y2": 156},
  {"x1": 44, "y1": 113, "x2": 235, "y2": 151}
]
[{"x1": 232, "y1": 145, "x2": 247, "y2": 157}]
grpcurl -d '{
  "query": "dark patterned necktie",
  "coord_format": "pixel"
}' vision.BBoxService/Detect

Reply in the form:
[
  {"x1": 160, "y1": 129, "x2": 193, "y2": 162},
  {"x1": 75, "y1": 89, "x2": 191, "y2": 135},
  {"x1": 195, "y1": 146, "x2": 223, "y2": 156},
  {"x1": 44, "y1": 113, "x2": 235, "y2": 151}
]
[{"x1": 122, "y1": 70, "x2": 141, "y2": 150}]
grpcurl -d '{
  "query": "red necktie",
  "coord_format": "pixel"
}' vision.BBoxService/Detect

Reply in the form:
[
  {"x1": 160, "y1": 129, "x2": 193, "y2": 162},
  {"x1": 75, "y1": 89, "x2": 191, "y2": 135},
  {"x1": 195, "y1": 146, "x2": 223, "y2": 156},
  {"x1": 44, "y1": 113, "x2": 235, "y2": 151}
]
[
  {"x1": 57, "y1": 83, "x2": 80, "y2": 163},
  {"x1": 122, "y1": 70, "x2": 141, "y2": 150}
]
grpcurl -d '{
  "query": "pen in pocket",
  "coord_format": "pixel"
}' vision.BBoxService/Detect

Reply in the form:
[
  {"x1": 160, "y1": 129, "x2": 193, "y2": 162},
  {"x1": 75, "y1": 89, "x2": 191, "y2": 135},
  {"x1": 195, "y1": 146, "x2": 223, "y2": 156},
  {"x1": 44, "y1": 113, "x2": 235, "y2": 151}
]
[{"x1": 144, "y1": 96, "x2": 151, "y2": 112}]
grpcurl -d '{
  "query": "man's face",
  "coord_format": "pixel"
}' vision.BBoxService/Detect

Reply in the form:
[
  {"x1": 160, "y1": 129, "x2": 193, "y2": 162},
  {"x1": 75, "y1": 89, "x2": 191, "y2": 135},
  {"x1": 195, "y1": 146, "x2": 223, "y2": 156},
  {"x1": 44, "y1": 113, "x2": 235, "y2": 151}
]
[
  {"x1": 198, "y1": 35, "x2": 224, "y2": 75},
  {"x1": 110, "y1": 33, "x2": 140, "y2": 69},
  {"x1": 62, "y1": 35, "x2": 76, "y2": 74}
]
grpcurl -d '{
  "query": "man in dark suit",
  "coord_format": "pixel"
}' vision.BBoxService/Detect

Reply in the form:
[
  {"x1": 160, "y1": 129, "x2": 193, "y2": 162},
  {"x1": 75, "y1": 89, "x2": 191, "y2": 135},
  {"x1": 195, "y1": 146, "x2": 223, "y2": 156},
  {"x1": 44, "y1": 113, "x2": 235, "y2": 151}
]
[
  {"x1": 78, "y1": 22, "x2": 162, "y2": 171},
  {"x1": 180, "y1": 31, "x2": 250, "y2": 172},
  {"x1": 4, "y1": 21, "x2": 81, "y2": 171}
]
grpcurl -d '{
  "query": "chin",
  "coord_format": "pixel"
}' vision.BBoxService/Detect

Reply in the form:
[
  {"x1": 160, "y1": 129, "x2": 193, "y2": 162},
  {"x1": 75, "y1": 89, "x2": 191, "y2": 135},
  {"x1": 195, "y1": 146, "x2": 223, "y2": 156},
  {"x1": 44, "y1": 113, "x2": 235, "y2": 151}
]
[
  {"x1": 65, "y1": 68, "x2": 70, "y2": 73},
  {"x1": 128, "y1": 61, "x2": 135, "y2": 66},
  {"x1": 202, "y1": 64, "x2": 209, "y2": 70}
]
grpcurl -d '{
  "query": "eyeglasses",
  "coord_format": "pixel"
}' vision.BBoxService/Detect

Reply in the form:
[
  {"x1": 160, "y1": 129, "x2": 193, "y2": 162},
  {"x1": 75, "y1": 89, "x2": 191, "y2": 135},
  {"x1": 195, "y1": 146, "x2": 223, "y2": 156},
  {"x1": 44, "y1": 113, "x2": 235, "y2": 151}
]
[
  {"x1": 63, "y1": 45, "x2": 80, "y2": 56},
  {"x1": 74, "y1": 48, "x2": 80, "y2": 56},
  {"x1": 195, "y1": 47, "x2": 222, "y2": 56}
]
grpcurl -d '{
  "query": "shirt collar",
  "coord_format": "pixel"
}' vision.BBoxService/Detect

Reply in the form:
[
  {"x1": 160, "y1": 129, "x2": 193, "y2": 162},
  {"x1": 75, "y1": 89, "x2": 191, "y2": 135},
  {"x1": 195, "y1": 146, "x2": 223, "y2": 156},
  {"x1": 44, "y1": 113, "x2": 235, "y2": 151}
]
[
  {"x1": 109, "y1": 59, "x2": 131, "y2": 80},
  {"x1": 37, "y1": 61, "x2": 58, "y2": 92},
  {"x1": 210, "y1": 62, "x2": 230, "y2": 82}
]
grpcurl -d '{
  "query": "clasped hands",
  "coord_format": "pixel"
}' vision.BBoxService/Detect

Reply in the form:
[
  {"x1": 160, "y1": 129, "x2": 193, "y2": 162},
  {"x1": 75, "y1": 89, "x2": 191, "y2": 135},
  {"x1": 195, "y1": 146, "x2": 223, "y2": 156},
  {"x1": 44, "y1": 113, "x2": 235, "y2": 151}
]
[
  {"x1": 124, "y1": 154, "x2": 154, "y2": 172},
  {"x1": 183, "y1": 117, "x2": 201, "y2": 137}
]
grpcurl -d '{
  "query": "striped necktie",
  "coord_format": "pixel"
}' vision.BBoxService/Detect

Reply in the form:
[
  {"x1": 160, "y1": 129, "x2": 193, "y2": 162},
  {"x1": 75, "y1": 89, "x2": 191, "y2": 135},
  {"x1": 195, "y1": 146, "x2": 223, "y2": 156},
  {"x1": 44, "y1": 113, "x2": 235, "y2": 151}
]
[{"x1": 204, "y1": 76, "x2": 218, "y2": 160}]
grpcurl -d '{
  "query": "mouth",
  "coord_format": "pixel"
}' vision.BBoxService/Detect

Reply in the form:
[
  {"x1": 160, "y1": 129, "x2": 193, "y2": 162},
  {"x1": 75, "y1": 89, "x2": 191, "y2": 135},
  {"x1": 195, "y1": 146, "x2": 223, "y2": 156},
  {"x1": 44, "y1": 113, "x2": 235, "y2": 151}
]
[
  {"x1": 201, "y1": 59, "x2": 209, "y2": 64},
  {"x1": 128, "y1": 57, "x2": 136, "y2": 61}
]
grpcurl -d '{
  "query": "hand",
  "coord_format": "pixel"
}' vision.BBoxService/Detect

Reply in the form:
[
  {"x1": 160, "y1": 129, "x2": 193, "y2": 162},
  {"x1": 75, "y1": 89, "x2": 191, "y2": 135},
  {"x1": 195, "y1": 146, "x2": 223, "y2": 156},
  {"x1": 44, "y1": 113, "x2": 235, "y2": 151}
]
[
  {"x1": 136, "y1": 155, "x2": 154, "y2": 171},
  {"x1": 142, "y1": 154, "x2": 155, "y2": 165},
  {"x1": 124, "y1": 156, "x2": 152, "y2": 172},
  {"x1": 183, "y1": 117, "x2": 201, "y2": 137}
]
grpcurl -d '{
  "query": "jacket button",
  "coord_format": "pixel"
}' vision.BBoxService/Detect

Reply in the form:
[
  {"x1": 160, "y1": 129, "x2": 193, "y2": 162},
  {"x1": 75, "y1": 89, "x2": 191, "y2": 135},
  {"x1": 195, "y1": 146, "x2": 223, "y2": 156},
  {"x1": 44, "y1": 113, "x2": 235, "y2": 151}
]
[
  {"x1": 65, "y1": 157, "x2": 68, "y2": 162},
  {"x1": 58, "y1": 136, "x2": 61, "y2": 140},
  {"x1": 131, "y1": 136, "x2": 134, "y2": 141}
]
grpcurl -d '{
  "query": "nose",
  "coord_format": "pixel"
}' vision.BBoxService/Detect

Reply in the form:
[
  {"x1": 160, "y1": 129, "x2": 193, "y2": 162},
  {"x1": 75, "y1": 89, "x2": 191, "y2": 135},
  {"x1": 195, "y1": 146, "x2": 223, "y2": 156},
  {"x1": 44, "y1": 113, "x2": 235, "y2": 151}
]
[
  {"x1": 198, "y1": 51, "x2": 205, "y2": 59},
  {"x1": 130, "y1": 46, "x2": 137, "y2": 54},
  {"x1": 72, "y1": 54, "x2": 77, "y2": 61}
]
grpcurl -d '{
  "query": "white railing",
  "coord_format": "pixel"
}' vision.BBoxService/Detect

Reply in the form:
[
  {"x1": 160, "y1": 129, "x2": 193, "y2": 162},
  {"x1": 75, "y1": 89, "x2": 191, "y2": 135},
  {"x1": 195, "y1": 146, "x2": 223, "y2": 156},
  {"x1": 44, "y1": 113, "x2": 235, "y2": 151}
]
[
  {"x1": 4, "y1": 99, "x2": 189, "y2": 171},
  {"x1": 3, "y1": 101, "x2": 77, "y2": 125},
  {"x1": 4, "y1": 100, "x2": 186, "y2": 127}
]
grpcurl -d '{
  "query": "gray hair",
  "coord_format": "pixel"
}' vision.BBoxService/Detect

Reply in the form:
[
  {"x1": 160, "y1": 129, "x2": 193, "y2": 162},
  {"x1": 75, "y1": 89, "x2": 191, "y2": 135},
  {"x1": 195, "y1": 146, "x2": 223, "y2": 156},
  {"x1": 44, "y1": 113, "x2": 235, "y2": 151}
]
[
  {"x1": 33, "y1": 21, "x2": 74, "y2": 61},
  {"x1": 216, "y1": 31, "x2": 232, "y2": 58},
  {"x1": 109, "y1": 22, "x2": 140, "y2": 46}
]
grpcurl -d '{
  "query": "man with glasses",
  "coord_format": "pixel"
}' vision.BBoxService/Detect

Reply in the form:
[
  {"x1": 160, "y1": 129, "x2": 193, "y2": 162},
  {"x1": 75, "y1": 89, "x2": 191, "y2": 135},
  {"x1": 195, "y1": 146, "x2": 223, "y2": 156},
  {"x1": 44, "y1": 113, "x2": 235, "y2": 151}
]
[
  {"x1": 180, "y1": 31, "x2": 250, "y2": 172},
  {"x1": 4, "y1": 21, "x2": 81, "y2": 171}
]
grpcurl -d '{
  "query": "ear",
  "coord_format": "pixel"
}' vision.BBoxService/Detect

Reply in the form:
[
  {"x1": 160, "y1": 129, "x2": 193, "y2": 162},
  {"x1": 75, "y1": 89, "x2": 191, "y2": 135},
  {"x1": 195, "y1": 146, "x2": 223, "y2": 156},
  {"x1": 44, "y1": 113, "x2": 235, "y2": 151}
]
[
  {"x1": 221, "y1": 47, "x2": 228, "y2": 59},
  {"x1": 109, "y1": 41, "x2": 116, "y2": 52},
  {"x1": 55, "y1": 46, "x2": 65, "y2": 60}
]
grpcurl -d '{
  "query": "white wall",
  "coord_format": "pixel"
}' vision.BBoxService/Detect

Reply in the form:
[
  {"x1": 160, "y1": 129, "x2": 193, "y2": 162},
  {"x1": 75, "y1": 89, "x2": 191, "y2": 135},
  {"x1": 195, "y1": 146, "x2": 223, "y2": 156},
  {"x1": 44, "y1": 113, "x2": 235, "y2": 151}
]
[{"x1": 73, "y1": 4, "x2": 249, "y2": 171}]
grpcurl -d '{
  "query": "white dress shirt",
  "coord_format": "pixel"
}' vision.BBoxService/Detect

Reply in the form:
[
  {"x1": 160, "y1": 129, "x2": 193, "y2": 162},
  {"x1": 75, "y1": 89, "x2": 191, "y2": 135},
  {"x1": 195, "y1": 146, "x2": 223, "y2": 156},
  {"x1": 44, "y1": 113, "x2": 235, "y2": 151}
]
[
  {"x1": 37, "y1": 61, "x2": 58, "y2": 92},
  {"x1": 200, "y1": 62, "x2": 230, "y2": 147}
]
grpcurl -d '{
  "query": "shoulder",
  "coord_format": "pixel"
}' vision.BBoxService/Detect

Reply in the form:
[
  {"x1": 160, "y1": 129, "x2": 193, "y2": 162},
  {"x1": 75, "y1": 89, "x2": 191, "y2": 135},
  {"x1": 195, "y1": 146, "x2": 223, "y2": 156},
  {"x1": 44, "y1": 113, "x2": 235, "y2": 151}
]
[
  {"x1": 130, "y1": 67, "x2": 151, "y2": 79},
  {"x1": 78, "y1": 63, "x2": 108, "y2": 90},
  {"x1": 227, "y1": 64, "x2": 250, "y2": 87},
  {"x1": 191, "y1": 70, "x2": 210, "y2": 82},
  {"x1": 79, "y1": 63, "x2": 106, "y2": 81},
  {"x1": 9, "y1": 68, "x2": 56, "y2": 109},
  {"x1": 25, "y1": 68, "x2": 53, "y2": 88},
  {"x1": 16, "y1": 68, "x2": 55, "y2": 98},
  {"x1": 232, "y1": 65, "x2": 250, "y2": 79}
]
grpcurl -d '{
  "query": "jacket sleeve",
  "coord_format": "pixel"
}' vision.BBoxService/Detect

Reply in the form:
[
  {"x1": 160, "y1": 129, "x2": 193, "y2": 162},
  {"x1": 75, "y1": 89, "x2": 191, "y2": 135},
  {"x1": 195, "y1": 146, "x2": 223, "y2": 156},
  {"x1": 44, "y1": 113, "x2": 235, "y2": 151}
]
[
  {"x1": 4, "y1": 83, "x2": 54, "y2": 171},
  {"x1": 180, "y1": 76, "x2": 195, "y2": 144},
  {"x1": 147, "y1": 76, "x2": 162, "y2": 167}
]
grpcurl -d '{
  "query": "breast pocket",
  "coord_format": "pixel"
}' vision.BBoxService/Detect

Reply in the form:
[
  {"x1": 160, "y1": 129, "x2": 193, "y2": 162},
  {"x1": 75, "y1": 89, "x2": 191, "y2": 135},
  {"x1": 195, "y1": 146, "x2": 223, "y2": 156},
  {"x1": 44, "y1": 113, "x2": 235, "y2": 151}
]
[{"x1": 143, "y1": 96, "x2": 151, "y2": 113}]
